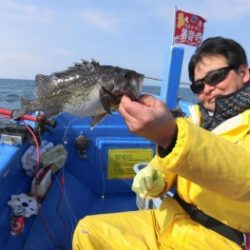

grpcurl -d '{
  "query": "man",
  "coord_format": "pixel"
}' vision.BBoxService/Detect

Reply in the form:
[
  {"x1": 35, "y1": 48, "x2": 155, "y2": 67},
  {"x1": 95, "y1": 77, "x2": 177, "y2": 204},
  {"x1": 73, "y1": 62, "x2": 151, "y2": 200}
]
[{"x1": 73, "y1": 37, "x2": 250, "y2": 249}]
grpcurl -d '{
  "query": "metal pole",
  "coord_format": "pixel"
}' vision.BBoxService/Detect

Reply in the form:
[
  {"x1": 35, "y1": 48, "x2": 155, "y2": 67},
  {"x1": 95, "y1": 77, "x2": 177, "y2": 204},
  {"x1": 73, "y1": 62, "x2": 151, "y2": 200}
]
[
  {"x1": 160, "y1": 46, "x2": 184, "y2": 109},
  {"x1": 172, "y1": 6, "x2": 177, "y2": 45}
]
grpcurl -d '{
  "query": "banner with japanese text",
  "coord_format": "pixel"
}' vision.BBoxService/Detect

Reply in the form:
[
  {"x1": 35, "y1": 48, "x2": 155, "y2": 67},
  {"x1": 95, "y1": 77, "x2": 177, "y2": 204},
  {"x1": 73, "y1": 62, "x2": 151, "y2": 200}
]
[{"x1": 174, "y1": 10, "x2": 206, "y2": 46}]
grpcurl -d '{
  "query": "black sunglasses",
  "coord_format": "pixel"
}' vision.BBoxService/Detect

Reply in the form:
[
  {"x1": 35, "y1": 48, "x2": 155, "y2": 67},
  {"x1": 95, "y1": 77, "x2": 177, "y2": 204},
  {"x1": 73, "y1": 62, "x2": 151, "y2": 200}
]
[{"x1": 190, "y1": 66, "x2": 235, "y2": 94}]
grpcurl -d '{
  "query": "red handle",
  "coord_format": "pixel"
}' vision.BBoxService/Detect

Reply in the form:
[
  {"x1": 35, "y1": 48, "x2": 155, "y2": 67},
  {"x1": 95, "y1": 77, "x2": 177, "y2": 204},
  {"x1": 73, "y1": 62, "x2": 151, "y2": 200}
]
[
  {"x1": 0, "y1": 108, "x2": 41, "y2": 122},
  {"x1": 0, "y1": 108, "x2": 56, "y2": 127},
  {"x1": 0, "y1": 108, "x2": 12, "y2": 116}
]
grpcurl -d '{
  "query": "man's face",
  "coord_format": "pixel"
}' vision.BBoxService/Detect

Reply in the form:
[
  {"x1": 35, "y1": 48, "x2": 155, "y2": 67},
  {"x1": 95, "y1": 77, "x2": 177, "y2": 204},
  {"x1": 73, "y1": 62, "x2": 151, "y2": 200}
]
[{"x1": 194, "y1": 55, "x2": 249, "y2": 111}]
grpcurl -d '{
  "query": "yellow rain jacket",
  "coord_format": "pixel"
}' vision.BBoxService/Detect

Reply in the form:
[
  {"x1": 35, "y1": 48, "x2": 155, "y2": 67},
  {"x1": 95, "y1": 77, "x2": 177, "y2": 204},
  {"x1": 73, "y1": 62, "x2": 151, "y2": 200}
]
[{"x1": 73, "y1": 106, "x2": 250, "y2": 250}]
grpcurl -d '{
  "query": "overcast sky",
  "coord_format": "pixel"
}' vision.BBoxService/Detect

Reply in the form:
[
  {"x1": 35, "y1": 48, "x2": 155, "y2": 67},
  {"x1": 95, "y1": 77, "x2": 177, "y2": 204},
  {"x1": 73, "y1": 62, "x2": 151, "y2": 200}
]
[{"x1": 0, "y1": 0, "x2": 250, "y2": 84}]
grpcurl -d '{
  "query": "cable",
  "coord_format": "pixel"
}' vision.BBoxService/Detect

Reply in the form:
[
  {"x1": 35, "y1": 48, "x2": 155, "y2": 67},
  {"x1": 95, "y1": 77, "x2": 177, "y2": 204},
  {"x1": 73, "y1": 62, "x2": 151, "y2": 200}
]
[{"x1": 24, "y1": 123, "x2": 66, "y2": 250}]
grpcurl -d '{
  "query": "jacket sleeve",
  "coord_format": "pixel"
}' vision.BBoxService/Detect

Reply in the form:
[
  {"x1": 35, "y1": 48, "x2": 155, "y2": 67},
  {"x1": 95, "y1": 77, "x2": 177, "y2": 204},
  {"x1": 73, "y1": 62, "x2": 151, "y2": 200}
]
[{"x1": 152, "y1": 117, "x2": 250, "y2": 201}]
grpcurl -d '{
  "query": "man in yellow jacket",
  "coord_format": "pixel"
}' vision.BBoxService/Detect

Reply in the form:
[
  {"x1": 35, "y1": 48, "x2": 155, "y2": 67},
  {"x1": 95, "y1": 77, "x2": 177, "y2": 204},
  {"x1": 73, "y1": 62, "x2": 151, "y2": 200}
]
[{"x1": 73, "y1": 37, "x2": 250, "y2": 249}]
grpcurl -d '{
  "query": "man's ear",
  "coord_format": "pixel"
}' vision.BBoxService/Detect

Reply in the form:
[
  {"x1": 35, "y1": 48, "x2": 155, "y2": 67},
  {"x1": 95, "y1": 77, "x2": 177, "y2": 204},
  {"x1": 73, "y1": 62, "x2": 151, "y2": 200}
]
[{"x1": 239, "y1": 64, "x2": 249, "y2": 83}]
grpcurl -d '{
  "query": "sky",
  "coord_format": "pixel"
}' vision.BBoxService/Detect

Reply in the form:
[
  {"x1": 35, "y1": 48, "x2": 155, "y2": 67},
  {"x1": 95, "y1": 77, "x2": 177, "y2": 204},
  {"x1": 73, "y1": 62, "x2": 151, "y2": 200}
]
[{"x1": 0, "y1": 0, "x2": 250, "y2": 84}]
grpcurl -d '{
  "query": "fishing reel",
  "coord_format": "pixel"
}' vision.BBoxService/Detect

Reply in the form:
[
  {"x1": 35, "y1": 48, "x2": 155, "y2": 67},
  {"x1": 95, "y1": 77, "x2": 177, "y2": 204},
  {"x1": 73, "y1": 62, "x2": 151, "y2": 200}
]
[
  {"x1": 0, "y1": 108, "x2": 57, "y2": 146},
  {"x1": 75, "y1": 133, "x2": 89, "y2": 159}
]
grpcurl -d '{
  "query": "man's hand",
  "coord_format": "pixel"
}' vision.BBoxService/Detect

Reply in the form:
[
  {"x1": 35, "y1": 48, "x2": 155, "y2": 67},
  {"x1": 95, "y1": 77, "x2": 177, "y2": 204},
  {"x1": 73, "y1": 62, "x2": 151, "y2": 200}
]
[
  {"x1": 132, "y1": 165, "x2": 166, "y2": 199},
  {"x1": 118, "y1": 95, "x2": 177, "y2": 149}
]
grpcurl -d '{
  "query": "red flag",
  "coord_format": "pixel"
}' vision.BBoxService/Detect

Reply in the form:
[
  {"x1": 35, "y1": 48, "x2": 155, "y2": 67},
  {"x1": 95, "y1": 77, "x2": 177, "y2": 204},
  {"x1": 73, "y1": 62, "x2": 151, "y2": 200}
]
[
  {"x1": 174, "y1": 10, "x2": 206, "y2": 47},
  {"x1": 246, "y1": 233, "x2": 250, "y2": 250}
]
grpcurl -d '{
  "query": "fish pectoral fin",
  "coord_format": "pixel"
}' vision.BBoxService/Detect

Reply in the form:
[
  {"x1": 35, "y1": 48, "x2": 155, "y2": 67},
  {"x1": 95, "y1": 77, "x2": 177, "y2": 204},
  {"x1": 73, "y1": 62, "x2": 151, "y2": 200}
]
[
  {"x1": 91, "y1": 113, "x2": 108, "y2": 127},
  {"x1": 100, "y1": 88, "x2": 117, "y2": 114}
]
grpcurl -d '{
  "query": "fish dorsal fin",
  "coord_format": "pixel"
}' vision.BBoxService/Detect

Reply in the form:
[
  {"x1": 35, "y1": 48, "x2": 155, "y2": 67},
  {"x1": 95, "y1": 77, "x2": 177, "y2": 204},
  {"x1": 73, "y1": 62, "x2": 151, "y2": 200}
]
[{"x1": 35, "y1": 74, "x2": 51, "y2": 98}]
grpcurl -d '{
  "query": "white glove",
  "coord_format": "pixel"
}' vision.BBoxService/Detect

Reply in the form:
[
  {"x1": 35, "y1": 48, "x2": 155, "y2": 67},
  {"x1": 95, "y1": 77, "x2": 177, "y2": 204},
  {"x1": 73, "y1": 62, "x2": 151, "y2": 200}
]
[{"x1": 132, "y1": 165, "x2": 165, "y2": 199}]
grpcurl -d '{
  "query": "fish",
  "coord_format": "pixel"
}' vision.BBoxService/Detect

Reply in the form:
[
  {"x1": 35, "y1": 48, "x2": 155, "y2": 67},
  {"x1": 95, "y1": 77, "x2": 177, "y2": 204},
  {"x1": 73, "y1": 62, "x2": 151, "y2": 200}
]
[{"x1": 21, "y1": 59, "x2": 144, "y2": 126}]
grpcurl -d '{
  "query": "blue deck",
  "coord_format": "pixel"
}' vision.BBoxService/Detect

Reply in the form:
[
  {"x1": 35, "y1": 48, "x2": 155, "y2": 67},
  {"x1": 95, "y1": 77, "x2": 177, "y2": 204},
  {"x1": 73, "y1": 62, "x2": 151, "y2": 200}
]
[{"x1": 0, "y1": 113, "x2": 157, "y2": 250}]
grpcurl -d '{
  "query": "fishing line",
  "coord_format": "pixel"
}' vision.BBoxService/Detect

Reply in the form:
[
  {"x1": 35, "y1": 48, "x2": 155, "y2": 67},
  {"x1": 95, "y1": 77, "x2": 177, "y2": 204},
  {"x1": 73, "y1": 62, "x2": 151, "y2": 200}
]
[
  {"x1": 71, "y1": 122, "x2": 107, "y2": 200},
  {"x1": 60, "y1": 117, "x2": 77, "y2": 144},
  {"x1": 47, "y1": 115, "x2": 80, "y2": 246},
  {"x1": 52, "y1": 169, "x2": 78, "y2": 242},
  {"x1": 53, "y1": 116, "x2": 86, "y2": 242},
  {"x1": 58, "y1": 116, "x2": 82, "y2": 240},
  {"x1": 53, "y1": 170, "x2": 78, "y2": 223},
  {"x1": 82, "y1": 136, "x2": 106, "y2": 200}
]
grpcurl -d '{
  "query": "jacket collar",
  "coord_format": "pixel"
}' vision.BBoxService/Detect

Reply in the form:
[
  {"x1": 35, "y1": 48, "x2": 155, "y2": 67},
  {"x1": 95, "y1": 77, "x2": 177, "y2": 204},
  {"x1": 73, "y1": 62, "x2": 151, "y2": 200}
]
[{"x1": 199, "y1": 82, "x2": 250, "y2": 130}]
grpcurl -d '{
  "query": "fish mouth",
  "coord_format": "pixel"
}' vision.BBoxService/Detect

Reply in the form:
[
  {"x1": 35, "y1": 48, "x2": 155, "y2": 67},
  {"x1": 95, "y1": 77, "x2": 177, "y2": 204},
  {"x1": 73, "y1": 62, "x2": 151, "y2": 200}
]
[
  {"x1": 123, "y1": 90, "x2": 140, "y2": 101},
  {"x1": 101, "y1": 78, "x2": 142, "y2": 101},
  {"x1": 126, "y1": 77, "x2": 143, "y2": 100}
]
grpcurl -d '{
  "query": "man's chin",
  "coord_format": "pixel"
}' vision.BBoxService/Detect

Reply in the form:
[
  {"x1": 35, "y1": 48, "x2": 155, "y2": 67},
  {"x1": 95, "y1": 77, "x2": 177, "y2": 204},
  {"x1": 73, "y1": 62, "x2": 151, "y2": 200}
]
[{"x1": 203, "y1": 102, "x2": 215, "y2": 112}]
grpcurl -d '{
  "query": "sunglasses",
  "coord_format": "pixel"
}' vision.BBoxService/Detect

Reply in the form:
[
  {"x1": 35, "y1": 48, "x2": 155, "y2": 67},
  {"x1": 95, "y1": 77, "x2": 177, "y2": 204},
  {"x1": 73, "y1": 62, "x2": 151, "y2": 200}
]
[{"x1": 190, "y1": 66, "x2": 235, "y2": 94}]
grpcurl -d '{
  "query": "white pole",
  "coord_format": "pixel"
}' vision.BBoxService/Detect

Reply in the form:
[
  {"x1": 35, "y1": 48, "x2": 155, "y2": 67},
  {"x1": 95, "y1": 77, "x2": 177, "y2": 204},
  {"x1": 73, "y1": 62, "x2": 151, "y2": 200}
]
[{"x1": 171, "y1": 6, "x2": 178, "y2": 45}]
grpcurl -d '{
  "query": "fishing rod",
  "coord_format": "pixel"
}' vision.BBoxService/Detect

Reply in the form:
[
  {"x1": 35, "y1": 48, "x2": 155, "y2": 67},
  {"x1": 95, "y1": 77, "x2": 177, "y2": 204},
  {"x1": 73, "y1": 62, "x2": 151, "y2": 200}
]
[
  {"x1": 0, "y1": 108, "x2": 43, "y2": 122},
  {"x1": 0, "y1": 108, "x2": 56, "y2": 127},
  {"x1": 144, "y1": 76, "x2": 162, "y2": 81}
]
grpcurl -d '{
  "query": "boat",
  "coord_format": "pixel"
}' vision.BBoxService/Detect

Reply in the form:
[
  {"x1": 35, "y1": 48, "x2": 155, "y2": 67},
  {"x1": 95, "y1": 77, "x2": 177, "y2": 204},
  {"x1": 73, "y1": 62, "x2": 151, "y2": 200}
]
[{"x1": 0, "y1": 46, "x2": 192, "y2": 250}]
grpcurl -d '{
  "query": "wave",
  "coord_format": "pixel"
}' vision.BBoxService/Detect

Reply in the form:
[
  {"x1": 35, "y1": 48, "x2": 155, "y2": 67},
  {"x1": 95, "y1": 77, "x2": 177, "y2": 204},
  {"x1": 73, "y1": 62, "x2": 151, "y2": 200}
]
[{"x1": 4, "y1": 94, "x2": 20, "y2": 103}]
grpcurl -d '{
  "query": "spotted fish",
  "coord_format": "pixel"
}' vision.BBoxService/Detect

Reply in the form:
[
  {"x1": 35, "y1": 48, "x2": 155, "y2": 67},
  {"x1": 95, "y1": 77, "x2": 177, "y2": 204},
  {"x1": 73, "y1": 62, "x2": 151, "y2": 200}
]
[{"x1": 21, "y1": 59, "x2": 144, "y2": 126}]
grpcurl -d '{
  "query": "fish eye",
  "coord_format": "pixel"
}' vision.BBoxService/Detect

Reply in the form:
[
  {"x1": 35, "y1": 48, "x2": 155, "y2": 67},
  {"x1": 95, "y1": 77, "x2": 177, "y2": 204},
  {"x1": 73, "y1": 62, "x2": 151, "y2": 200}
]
[{"x1": 124, "y1": 74, "x2": 130, "y2": 79}]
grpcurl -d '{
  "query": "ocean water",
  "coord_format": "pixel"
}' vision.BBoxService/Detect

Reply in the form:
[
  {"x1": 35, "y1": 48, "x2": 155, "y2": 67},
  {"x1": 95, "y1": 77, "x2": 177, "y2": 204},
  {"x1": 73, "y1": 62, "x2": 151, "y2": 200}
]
[
  {"x1": 0, "y1": 79, "x2": 35, "y2": 110},
  {"x1": 0, "y1": 78, "x2": 197, "y2": 110}
]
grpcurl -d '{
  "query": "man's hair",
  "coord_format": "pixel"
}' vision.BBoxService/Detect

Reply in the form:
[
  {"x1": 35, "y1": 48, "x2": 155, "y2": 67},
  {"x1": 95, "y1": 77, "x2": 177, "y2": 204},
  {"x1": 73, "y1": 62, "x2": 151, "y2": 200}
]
[{"x1": 188, "y1": 36, "x2": 248, "y2": 83}]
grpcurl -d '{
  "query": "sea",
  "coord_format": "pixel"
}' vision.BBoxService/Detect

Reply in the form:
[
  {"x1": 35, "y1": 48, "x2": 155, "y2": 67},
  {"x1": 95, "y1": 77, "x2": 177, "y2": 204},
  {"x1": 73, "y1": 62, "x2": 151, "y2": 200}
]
[{"x1": 0, "y1": 78, "x2": 197, "y2": 110}]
